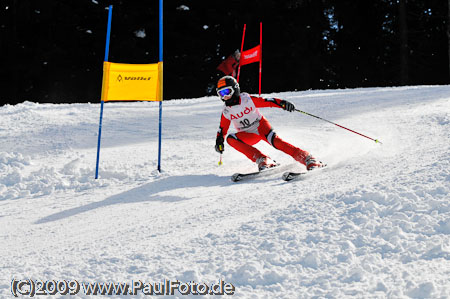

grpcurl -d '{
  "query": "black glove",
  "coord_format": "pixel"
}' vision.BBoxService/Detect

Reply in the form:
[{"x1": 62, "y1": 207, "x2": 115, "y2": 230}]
[
  {"x1": 280, "y1": 100, "x2": 295, "y2": 112},
  {"x1": 215, "y1": 135, "x2": 224, "y2": 153}
]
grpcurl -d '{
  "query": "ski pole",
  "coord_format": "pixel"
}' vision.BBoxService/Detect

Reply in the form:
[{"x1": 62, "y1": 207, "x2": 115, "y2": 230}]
[
  {"x1": 294, "y1": 109, "x2": 382, "y2": 144},
  {"x1": 218, "y1": 153, "x2": 223, "y2": 165}
]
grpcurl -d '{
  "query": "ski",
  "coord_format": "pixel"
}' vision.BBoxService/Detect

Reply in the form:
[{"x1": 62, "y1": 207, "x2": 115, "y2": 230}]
[
  {"x1": 231, "y1": 164, "x2": 282, "y2": 182},
  {"x1": 282, "y1": 164, "x2": 328, "y2": 182},
  {"x1": 281, "y1": 171, "x2": 306, "y2": 181}
]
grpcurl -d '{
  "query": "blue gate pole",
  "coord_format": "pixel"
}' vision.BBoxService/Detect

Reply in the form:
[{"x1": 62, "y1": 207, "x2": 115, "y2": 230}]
[
  {"x1": 95, "y1": 5, "x2": 113, "y2": 179},
  {"x1": 157, "y1": 0, "x2": 163, "y2": 172}
]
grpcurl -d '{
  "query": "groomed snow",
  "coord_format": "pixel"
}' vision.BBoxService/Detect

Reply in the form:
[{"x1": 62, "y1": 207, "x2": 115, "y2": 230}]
[{"x1": 1, "y1": 85, "x2": 449, "y2": 298}]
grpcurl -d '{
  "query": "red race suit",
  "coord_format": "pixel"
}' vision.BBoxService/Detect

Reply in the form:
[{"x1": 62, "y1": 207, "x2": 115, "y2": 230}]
[
  {"x1": 217, "y1": 55, "x2": 239, "y2": 77},
  {"x1": 217, "y1": 93, "x2": 310, "y2": 165}
]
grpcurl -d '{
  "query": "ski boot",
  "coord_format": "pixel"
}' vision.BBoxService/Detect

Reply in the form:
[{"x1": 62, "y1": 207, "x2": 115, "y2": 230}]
[
  {"x1": 256, "y1": 157, "x2": 278, "y2": 171},
  {"x1": 305, "y1": 155, "x2": 325, "y2": 171}
]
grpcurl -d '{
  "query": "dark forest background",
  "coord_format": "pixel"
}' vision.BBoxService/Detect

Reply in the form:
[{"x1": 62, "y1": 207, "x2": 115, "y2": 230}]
[{"x1": 1, "y1": 0, "x2": 449, "y2": 105}]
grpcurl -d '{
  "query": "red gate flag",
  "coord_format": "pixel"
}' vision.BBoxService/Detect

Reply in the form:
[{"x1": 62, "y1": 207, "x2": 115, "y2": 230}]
[{"x1": 240, "y1": 45, "x2": 261, "y2": 66}]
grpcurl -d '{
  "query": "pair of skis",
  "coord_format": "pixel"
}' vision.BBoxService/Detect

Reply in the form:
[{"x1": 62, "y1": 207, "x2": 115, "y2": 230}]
[{"x1": 231, "y1": 165, "x2": 308, "y2": 182}]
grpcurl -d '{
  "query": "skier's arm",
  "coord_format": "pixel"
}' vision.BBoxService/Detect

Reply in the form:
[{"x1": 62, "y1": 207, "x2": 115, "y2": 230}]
[
  {"x1": 218, "y1": 113, "x2": 231, "y2": 137},
  {"x1": 250, "y1": 96, "x2": 295, "y2": 111},
  {"x1": 216, "y1": 114, "x2": 231, "y2": 153}
]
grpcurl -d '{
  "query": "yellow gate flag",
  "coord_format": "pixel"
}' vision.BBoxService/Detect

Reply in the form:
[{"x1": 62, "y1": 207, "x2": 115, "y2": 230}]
[{"x1": 101, "y1": 61, "x2": 163, "y2": 101}]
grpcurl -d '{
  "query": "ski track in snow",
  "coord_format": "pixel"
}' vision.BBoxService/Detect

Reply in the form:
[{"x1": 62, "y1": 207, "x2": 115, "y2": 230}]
[{"x1": 0, "y1": 85, "x2": 449, "y2": 298}]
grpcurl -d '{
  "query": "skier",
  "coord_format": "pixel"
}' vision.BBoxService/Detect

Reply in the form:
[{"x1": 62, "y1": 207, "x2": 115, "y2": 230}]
[
  {"x1": 216, "y1": 49, "x2": 240, "y2": 78},
  {"x1": 206, "y1": 50, "x2": 240, "y2": 95},
  {"x1": 214, "y1": 75, "x2": 324, "y2": 171}
]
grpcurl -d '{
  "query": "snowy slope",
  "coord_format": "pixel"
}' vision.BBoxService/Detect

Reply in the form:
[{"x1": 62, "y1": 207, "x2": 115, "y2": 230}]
[{"x1": 1, "y1": 85, "x2": 449, "y2": 298}]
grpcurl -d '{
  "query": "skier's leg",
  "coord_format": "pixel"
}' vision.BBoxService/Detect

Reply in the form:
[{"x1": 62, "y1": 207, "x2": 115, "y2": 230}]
[
  {"x1": 257, "y1": 117, "x2": 311, "y2": 166},
  {"x1": 272, "y1": 134, "x2": 324, "y2": 170},
  {"x1": 272, "y1": 135, "x2": 309, "y2": 165},
  {"x1": 227, "y1": 132, "x2": 277, "y2": 170},
  {"x1": 226, "y1": 132, "x2": 265, "y2": 162}
]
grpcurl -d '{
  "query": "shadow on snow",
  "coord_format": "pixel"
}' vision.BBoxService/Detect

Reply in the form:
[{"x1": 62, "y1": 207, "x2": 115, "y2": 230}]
[{"x1": 35, "y1": 174, "x2": 228, "y2": 224}]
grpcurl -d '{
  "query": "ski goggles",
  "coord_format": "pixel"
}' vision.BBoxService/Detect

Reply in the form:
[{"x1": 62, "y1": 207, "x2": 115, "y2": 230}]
[{"x1": 217, "y1": 87, "x2": 234, "y2": 99}]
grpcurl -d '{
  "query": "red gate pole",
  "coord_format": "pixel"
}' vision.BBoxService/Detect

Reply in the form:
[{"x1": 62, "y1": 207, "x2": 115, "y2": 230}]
[
  {"x1": 259, "y1": 22, "x2": 262, "y2": 95},
  {"x1": 237, "y1": 24, "x2": 246, "y2": 82}
]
